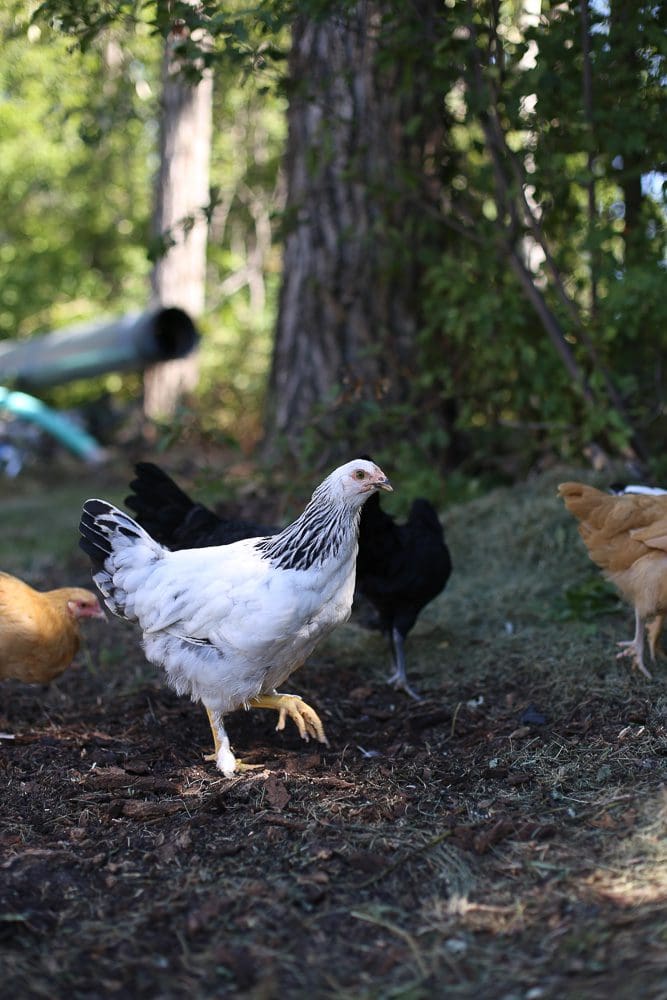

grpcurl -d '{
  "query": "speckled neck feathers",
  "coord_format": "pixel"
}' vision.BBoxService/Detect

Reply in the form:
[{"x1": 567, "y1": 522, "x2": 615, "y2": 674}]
[{"x1": 256, "y1": 483, "x2": 362, "y2": 571}]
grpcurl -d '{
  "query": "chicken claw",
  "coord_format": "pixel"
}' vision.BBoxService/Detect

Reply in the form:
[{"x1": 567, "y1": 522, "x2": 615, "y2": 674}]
[
  {"x1": 249, "y1": 692, "x2": 329, "y2": 745},
  {"x1": 388, "y1": 627, "x2": 422, "y2": 700},
  {"x1": 615, "y1": 609, "x2": 652, "y2": 679},
  {"x1": 616, "y1": 641, "x2": 652, "y2": 679},
  {"x1": 202, "y1": 751, "x2": 263, "y2": 774},
  {"x1": 388, "y1": 670, "x2": 423, "y2": 701}
]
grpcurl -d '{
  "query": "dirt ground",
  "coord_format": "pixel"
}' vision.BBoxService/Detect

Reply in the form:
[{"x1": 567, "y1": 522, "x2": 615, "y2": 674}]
[{"x1": 2, "y1": 460, "x2": 667, "y2": 999}]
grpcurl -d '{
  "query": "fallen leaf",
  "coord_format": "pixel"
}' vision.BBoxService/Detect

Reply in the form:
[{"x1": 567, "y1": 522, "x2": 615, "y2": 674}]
[
  {"x1": 349, "y1": 686, "x2": 374, "y2": 701},
  {"x1": 345, "y1": 850, "x2": 386, "y2": 874},
  {"x1": 473, "y1": 818, "x2": 515, "y2": 854},
  {"x1": 121, "y1": 799, "x2": 185, "y2": 820},
  {"x1": 123, "y1": 759, "x2": 152, "y2": 775},
  {"x1": 507, "y1": 772, "x2": 532, "y2": 785},
  {"x1": 265, "y1": 773, "x2": 290, "y2": 810},
  {"x1": 284, "y1": 752, "x2": 320, "y2": 773},
  {"x1": 591, "y1": 812, "x2": 617, "y2": 829}
]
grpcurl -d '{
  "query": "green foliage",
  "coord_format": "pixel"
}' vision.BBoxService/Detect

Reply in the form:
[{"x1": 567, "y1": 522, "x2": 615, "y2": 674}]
[
  {"x1": 33, "y1": 0, "x2": 144, "y2": 48},
  {"x1": 0, "y1": 3, "x2": 155, "y2": 341},
  {"x1": 412, "y1": 0, "x2": 667, "y2": 474},
  {"x1": 1, "y1": 0, "x2": 285, "y2": 446},
  {"x1": 552, "y1": 576, "x2": 624, "y2": 623},
  {"x1": 4, "y1": 0, "x2": 667, "y2": 478}
]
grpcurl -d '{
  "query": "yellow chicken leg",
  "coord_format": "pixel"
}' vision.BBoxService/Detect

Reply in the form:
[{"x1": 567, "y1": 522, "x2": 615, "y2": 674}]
[
  {"x1": 205, "y1": 706, "x2": 223, "y2": 757},
  {"x1": 249, "y1": 692, "x2": 329, "y2": 745}
]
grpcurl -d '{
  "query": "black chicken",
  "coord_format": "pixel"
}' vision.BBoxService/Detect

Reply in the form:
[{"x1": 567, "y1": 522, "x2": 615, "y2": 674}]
[
  {"x1": 353, "y1": 491, "x2": 452, "y2": 698},
  {"x1": 125, "y1": 461, "x2": 278, "y2": 546},
  {"x1": 125, "y1": 461, "x2": 451, "y2": 698}
]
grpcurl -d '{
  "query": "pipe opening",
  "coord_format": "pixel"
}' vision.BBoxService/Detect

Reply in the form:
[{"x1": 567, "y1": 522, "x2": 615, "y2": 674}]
[{"x1": 147, "y1": 307, "x2": 199, "y2": 362}]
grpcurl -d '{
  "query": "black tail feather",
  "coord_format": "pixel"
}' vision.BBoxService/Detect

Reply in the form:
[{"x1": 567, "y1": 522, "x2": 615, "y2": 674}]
[
  {"x1": 126, "y1": 461, "x2": 260, "y2": 549},
  {"x1": 79, "y1": 501, "x2": 116, "y2": 570},
  {"x1": 128, "y1": 462, "x2": 195, "y2": 513},
  {"x1": 125, "y1": 462, "x2": 198, "y2": 545}
]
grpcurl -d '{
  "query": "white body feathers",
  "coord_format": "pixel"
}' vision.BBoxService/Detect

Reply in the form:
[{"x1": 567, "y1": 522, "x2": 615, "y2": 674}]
[
  {"x1": 80, "y1": 459, "x2": 391, "y2": 719},
  {"x1": 106, "y1": 529, "x2": 356, "y2": 711}
]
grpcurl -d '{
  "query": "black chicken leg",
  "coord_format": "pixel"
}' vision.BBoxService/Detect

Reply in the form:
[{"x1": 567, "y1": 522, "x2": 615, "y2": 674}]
[{"x1": 387, "y1": 627, "x2": 422, "y2": 701}]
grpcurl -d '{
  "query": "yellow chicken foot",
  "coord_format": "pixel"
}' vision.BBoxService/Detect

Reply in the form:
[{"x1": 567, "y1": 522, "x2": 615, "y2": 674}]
[
  {"x1": 202, "y1": 708, "x2": 263, "y2": 772},
  {"x1": 616, "y1": 610, "x2": 652, "y2": 679},
  {"x1": 249, "y1": 692, "x2": 329, "y2": 745},
  {"x1": 202, "y1": 751, "x2": 262, "y2": 773}
]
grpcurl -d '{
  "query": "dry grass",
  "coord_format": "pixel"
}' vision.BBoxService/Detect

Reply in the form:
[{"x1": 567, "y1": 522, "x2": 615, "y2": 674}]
[{"x1": 2, "y1": 460, "x2": 667, "y2": 999}]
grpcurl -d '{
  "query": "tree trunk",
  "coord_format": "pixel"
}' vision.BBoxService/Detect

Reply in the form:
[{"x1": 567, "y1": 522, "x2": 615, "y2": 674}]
[
  {"x1": 263, "y1": 1, "x2": 445, "y2": 462},
  {"x1": 609, "y1": 0, "x2": 645, "y2": 270},
  {"x1": 143, "y1": 18, "x2": 213, "y2": 421}
]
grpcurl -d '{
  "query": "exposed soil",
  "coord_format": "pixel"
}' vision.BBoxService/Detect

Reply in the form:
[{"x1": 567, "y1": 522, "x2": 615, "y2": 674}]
[{"x1": 2, "y1": 463, "x2": 667, "y2": 999}]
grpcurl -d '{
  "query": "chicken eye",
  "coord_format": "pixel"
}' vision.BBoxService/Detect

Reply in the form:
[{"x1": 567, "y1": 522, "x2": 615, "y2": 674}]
[{"x1": 354, "y1": 470, "x2": 366, "y2": 480}]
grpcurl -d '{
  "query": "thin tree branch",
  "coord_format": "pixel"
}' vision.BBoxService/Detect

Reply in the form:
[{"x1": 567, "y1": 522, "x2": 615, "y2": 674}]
[{"x1": 506, "y1": 248, "x2": 593, "y2": 402}]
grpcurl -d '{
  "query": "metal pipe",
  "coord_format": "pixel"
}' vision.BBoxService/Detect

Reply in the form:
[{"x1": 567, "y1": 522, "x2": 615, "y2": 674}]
[{"x1": 0, "y1": 307, "x2": 199, "y2": 389}]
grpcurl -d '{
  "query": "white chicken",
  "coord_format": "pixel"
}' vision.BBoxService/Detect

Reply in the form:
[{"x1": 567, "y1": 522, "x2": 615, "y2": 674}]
[{"x1": 79, "y1": 458, "x2": 392, "y2": 776}]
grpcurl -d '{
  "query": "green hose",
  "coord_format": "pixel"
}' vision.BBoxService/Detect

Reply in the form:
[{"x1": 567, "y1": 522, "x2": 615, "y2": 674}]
[{"x1": 0, "y1": 386, "x2": 106, "y2": 464}]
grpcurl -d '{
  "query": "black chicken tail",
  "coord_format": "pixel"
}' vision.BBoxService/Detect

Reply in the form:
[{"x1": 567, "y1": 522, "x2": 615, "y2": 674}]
[{"x1": 125, "y1": 462, "x2": 202, "y2": 546}]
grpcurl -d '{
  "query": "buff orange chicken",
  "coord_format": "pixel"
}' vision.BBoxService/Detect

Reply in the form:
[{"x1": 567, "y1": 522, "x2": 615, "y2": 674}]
[
  {"x1": 0, "y1": 571, "x2": 104, "y2": 684},
  {"x1": 558, "y1": 482, "x2": 667, "y2": 677}
]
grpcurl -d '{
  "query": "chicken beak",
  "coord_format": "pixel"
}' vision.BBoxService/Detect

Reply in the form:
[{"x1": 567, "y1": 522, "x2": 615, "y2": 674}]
[
  {"x1": 70, "y1": 599, "x2": 106, "y2": 620},
  {"x1": 377, "y1": 477, "x2": 393, "y2": 492}
]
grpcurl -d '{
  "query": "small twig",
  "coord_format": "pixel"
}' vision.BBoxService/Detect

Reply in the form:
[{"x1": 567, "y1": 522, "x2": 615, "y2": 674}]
[
  {"x1": 259, "y1": 813, "x2": 308, "y2": 831},
  {"x1": 144, "y1": 696, "x2": 159, "y2": 726},
  {"x1": 358, "y1": 828, "x2": 454, "y2": 890},
  {"x1": 450, "y1": 701, "x2": 462, "y2": 739},
  {"x1": 351, "y1": 909, "x2": 429, "y2": 978}
]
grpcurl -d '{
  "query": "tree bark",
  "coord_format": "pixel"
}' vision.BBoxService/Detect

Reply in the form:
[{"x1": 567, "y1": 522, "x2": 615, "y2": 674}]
[
  {"x1": 609, "y1": 0, "x2": 645, "y2": 270},
  {"x1": 263, "y1": 1, "x2": 444, "y2": 461},
  {"x1": 144, "y1": 17, "x2": 213, "y2": 420}
]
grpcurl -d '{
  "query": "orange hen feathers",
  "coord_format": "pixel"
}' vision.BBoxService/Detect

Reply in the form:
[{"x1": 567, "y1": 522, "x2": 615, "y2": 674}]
[
  {"x1": 0, "y1": 571, "x2": 104, "y2": 684},
  {"x1": 558, "y1": 482, "x2": 667, "y2": 677}
]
